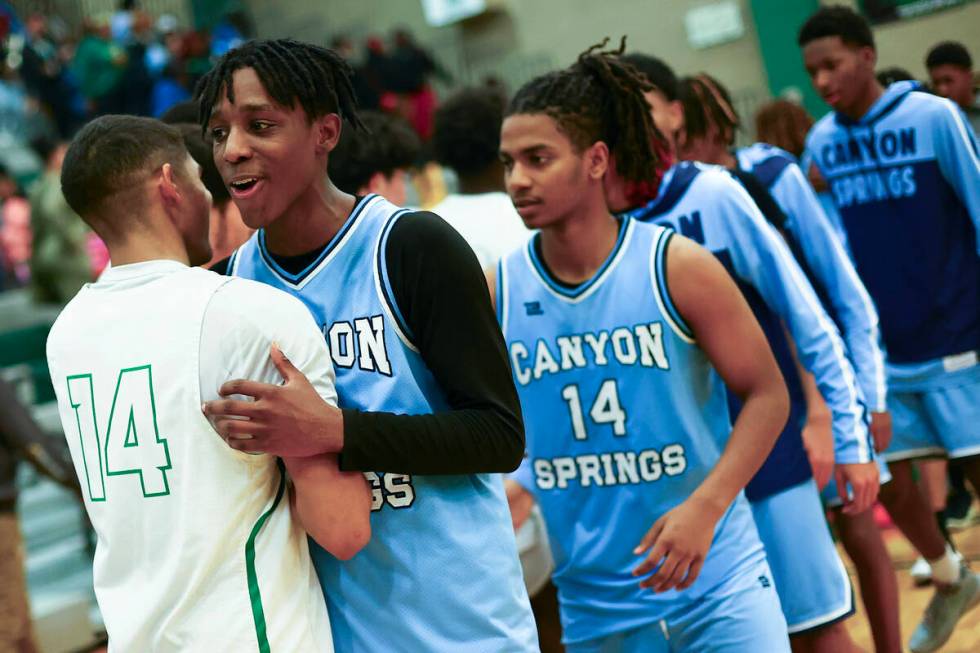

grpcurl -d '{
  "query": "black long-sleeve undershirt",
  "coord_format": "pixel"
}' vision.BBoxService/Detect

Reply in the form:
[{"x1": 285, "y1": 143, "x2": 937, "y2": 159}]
[{"x1": 213, "y1": 208, "x2": 525, "y2": 475}]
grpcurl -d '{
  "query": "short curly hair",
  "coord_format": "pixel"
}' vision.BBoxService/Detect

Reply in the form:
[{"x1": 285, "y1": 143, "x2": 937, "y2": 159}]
[
  {"x1": 432, "y1": 87, "x2": 507, "y2": 178},
  {"x1": 798, "y1": 5, "x2": 875, "y2": 50},
  {"x1": 926, "y1": 41, "x2": 972, "y2": 70},
  {"x1": 327, "y1": 111, "x2": 421, "y2": 194}
]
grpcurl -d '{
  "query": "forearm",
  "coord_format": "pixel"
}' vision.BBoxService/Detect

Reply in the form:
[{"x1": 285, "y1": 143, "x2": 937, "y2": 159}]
[
  {"x1": 283, "y1": 454, "x2": 371, "y2": 559},
  {"x1": 340, "y1": 406, "x2": 524, "y2": 474},
  {"x1": 691, "y1": 380, "x2": 788, "y2": 514}
]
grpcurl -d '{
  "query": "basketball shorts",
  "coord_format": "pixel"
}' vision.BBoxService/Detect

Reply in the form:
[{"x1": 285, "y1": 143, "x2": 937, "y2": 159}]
[
  {"x1": 565, "y1": 559, "x2": 789, "y2": 653},
  {"x1": 752, "y1": 479, "x2": 854, "y2": 634},
  {"x1": 821, "y1": 456, "x2": 891, "y2": 509},
  {"x1": 883, "y1": 353, "x2": 980, "y2": 461}
]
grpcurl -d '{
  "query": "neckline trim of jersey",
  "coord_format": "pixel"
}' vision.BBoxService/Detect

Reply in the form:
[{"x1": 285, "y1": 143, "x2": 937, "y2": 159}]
[
  {"x1": 255, "y1": 194, "x2": 376, "y2": 288},
  {"x1": 526, "y1": 216, "x2": 633, "y2": 302}
]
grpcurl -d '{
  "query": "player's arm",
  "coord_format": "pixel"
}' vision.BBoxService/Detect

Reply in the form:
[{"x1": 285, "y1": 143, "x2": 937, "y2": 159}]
[
  {"x1": 338, "y1": 212, "x2": 525, "y2": 474},
  {"x1": 720, "y1": 179, "x2": 873, "y2": 470},
  {"x1": 205, "y1": 214, "x2": 525, "y2": 475},
  {"x1": 786, "y1": 330, "x2": 834, "y2": 491},
  {"x1": 201, "y1": 284, "x2": 370, "y2": 558},
  {"x1": 632, "y1": 234, "x2": 788, "y2": 592},
  {"x1": 931, "y1": 99, "x2": 980, "y2": 247},
  {"x1": 773, "y1": 163, "x2": 888, "y2": 418}
]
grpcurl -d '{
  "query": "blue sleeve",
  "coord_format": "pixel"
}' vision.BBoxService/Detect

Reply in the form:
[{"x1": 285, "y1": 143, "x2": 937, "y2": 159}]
[
  {"x1": 716, "y1": 177, "x2": 872, "y2": 464},
  {"x1": 932, "y1": 99, "x2": 980, "y2": 249},
  {"x1": 509, "y1": 455, "x2": 535, "y2": 493},
  {"x1": 771, "y1": 163, "x2": 888, "y2": 413}
]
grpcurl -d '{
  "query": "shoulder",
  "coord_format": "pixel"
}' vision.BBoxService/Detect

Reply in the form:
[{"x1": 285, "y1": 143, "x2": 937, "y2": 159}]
[
  {"x1": 805, "y1": 112, "x2": 838, "y2": 147},
  {"x1": 384, "y1": 210, "x2": 477, "y2": 265},
  {"x1": 205, "y1": 276, "x2": 321, "y2": 342}
]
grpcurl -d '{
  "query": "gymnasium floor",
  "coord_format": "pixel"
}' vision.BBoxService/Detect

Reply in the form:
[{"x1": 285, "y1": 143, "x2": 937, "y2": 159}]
[{"x1": 845, "y1": 520, "x2": 980, "y2": 652}]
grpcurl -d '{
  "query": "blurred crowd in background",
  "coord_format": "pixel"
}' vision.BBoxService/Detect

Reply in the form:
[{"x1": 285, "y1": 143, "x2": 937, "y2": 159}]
[{"x1": 0, "y1": 0, "x2": 463, "y2": 307}]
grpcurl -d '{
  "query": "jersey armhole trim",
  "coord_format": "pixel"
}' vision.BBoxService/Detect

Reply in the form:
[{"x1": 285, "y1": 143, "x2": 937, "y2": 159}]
[
  {"x1": 374, "y1": 209, "x2": 418, "y2": 352},
  {"x1": 651, "y1": 228, "x2": 695, "y2": 343},
  {"x1": 245, "y1": 459, "x2": 286, "y2": 653},
  {"x1": 496, "y1": 257, "x2": 508, "y2": 331}
]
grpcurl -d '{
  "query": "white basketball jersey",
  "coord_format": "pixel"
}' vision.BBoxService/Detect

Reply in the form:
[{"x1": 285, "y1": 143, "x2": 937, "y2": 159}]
[{"x1": 47, "y1": 263, "x2": 332, "y2": 652}]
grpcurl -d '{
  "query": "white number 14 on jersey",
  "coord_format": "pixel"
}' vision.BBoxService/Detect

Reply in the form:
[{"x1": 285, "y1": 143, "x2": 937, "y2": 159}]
[{"x1": 66, "y1": 365, "x2": 172, "y2": 501}]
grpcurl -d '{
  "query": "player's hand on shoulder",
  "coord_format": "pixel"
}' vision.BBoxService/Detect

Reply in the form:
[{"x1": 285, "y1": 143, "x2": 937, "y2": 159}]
[
  {"x1": 505, "y1": 478, "x2": 535, "y2": 532},
  {"x1": 203, "y1": 343, "x2": 343, "y2": 457},
  {"x1": 834, "y1": 461, "x2": 880, "y2": 516},
  {"x1": 631, "y1": 496, "x2": 721, "y2": 593}
]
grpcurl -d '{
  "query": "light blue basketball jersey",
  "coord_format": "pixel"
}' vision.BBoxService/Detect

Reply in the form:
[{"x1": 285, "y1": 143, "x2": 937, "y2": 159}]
[
  {"x1": 229, "y1": 195, "x2": 537, "y2": 653},
  {"x1": 624, "y1": 163, "x2": 872, "y2": 480},
  {"x1": 803, "y1": 81, "x2": 980, "y2": 365},
  {"x1": 736, "y1": 143, "x2": 888, "y2": 413},
  {"x1": 499, "y1": 218, "x2": 767, "y2": 644}
]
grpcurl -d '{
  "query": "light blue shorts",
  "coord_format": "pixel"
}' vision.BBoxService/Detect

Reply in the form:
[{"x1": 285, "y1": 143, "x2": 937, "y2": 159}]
[
  {"x1": 884, "y1": 355, "x2": 980, "y2": 461},
  {"x1": 820, "y1": 456, "x2": 892, "y2": 509},
  {"x1": 566, "y1": 559, "x2": 789, "y2": 653},
  {"x1": 753, "y1": 480, "x2": 854, "y2": 634}
]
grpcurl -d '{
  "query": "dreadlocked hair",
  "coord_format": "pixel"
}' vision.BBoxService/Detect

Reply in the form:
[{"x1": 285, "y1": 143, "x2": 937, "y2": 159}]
[
  {"x1": 678, "y1": 73, "x2": 739, "y2": 147},
  {"x1": 507, "y1": 37, "x2": 671, "y2": 198},
  {"x1": 194, "y1": 38, "x2": 363, "y2": 132}
]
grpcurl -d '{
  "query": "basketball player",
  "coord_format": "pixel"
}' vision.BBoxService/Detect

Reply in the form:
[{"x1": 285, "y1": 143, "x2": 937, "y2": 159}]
[
  {"x1": 46, "y1": 115, "x2": 371, "y2": 651},
  {"x1": 195, "y1": 40, "x2": 538, "y2": 652},
  {"x1": 799, "y1": 7, "x2": 980, "y2": 651},
  {"x1": 496, "y1": 40, "x2": 791, "y2": 653},
  {"x1": 602, "y1": 53, "x2": 876, "y2": 653},
  {"x1": 669, "y1": 70, "x2": 901, "y2": 652},
  {"x1": 327, "y1": 110, "x2": 421, "y2": 206},
  {"x1": 430, "y1": 87, "x2": 531, "y2": 269}
]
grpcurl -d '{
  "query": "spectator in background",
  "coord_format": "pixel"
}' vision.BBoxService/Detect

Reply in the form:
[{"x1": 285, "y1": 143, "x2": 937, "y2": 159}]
[
  {"x1": 116, "y1": 11, "x2": 154, "y2": 116},
  {"x1": 429, "y1": 87, "x2": 529, "y2": 269},
  {"x1": 926, "y1": 41, "x2": 979, "y2": 134},
  {"x1": 327, "y1": 110, "x2": 421, "y2": 205},
  {"x1": 0, "y1": 164, "x2": 30, "y2": 285},
  {"x1": 0, "y1": 377, "x2": 80, "y2": 653},
  {"x1": 28, "y1": 137, "x2": 93, "y2": 304},
  {"x1": 386, "y1": 28, "x2": 451, "y2": 139},
  {"x1": 72, "y1": 17, "x2": 126, "y2": 116},
  {"x1": 21, "y1": 13, "x2": 78, "y2": 137}
]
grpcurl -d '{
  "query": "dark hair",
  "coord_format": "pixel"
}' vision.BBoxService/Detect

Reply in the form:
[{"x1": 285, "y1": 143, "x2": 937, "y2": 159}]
[
  {"x1": 159, "y1": 100, "x2": 200, "y2": 125},
  {"x1": 798, "y1": 5, "x2": 875, "y2": 50},
  {"x1": 327, "y1": 111, "x2": 420, "y2": 194},
  {"x1": 678, "y1": 74, "x2": 739, "y2": 147},
  {"x1": 620, "y1": 53, "x2": 678, "y2": 101},
  {"x1": 432, "y1": 87, "x2": 506, "y2": 178},
  {"x1": 61, "y1": 115, "x2": 186, "y2": 220},
  {"x1": 29, "y1": 135, "x2": 59, "y2": 164},
  {"x1": 876, "y1": 67, "x2": 915, "y2": 86},
  {"x1": 507, "y1": 37, "x2": 669, "y2": 189},
  {"x1": 174, "y1": 123, "x2": 229, "y2": 205},
  {"x1": 926, "y1": 41, "x2": 972, "y2": 70},
  {"x1": 194, "y1": 38, "x2": 363, "y2": 131},
  {"x1": 754, "y1": 99, "x2": 814, "y2": 159}
]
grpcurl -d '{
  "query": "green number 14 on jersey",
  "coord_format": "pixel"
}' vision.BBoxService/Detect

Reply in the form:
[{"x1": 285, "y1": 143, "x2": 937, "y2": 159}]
[{"x1": 66, "y1": 365, "x2": 172, "y2": 501}]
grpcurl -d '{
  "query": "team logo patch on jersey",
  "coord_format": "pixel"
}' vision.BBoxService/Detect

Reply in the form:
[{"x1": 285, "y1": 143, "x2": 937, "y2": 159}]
[{"x1": 524, "y1": 301, "x2": 544, "y2": 316}]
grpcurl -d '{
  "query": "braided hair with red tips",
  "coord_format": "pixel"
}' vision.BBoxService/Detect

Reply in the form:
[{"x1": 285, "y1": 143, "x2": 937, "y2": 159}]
[{"x1": 507, "y1": 37, "x2": 673, "y2": 206}]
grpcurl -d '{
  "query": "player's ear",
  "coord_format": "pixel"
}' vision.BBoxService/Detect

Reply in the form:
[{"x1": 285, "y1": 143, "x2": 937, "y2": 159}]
[
  {"x1": 315, "y1": 113, "x2": 342, "y2": 155},
  {"x1": 586, "y1": 141, "x2": 610, "y2": 180},
  {"x1": 159, "y1": 162, "x2": 182, "y2": 210},
  {"x1": 362, "y1": 171, "x2": 388, "y2": 196}
]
